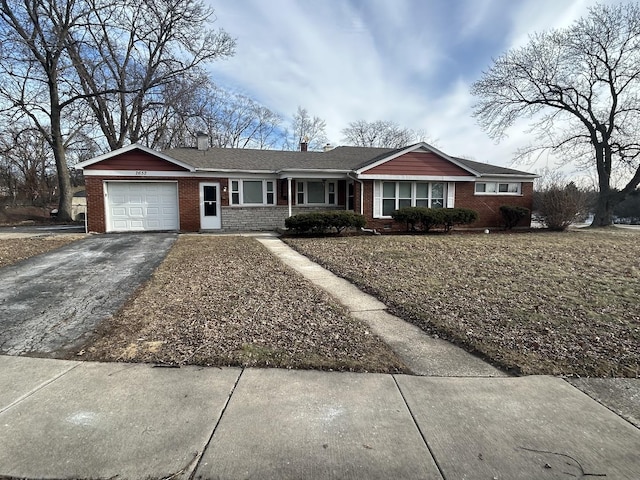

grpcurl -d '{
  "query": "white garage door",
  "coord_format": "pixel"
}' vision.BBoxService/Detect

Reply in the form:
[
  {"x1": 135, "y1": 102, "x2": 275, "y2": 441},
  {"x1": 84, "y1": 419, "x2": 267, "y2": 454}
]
[{"x1": 106, "y1": 182, "x2": 179, "y2": 232}]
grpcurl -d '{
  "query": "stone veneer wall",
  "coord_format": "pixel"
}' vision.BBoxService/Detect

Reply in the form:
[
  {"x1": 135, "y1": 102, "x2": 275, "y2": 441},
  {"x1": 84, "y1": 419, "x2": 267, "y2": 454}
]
[{"x1": 220, "y1": 206, "x2": 344, "y2": 231}]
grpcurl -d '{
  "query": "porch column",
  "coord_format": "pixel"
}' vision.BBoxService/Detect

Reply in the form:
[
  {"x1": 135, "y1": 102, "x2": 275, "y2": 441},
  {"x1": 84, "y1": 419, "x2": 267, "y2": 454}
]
[{"x1": 287, "y1": 177, "x2": 292, "y2": 217}]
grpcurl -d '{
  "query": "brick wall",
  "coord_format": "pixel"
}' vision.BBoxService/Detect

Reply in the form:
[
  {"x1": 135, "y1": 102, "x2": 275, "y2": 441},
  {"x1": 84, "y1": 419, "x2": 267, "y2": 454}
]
[
  {"x1": 84, "y1": 176, "x2": 226, "y2": 233},
  {"x1": 455, "y1": 182, "x2": 534, "y2": 228},
  {"x1": 360, "y1": 180, "x2": 534, "y2": 232}
]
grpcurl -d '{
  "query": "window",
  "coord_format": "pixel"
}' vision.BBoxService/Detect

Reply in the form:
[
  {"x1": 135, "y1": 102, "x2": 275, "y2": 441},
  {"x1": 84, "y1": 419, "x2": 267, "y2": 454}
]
[
  {"x1": 475, "y1": 182, "x2": 521, "y2": 195},
  {"x1": 380, "y1": 181, "x2": 446, "y2": 216},
  {"x1": 229, "y1": 180, "x2": 276, "y2": 205},
  {"x1": 296, "y1": 180, "x2": 337, "y2": 205},
  {"x1": 307, "y1": 181, "x2": 325, "y2": 203}
]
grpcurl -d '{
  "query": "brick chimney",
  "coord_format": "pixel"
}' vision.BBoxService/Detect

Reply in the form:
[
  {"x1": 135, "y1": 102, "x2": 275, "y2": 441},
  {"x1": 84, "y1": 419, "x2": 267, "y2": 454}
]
[{"x1": 300, "y1": 141, "x2": 308, "y2": 152}]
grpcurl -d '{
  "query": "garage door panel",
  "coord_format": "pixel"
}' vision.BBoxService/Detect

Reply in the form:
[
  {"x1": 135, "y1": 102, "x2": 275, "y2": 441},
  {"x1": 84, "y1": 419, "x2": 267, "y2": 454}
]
[{"x1": 106, "y1": 182, "x2": 179, "y2": 232}]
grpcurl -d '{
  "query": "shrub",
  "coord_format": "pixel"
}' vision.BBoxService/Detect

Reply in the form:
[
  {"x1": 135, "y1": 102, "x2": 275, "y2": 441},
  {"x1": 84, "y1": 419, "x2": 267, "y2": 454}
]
[
  {"x1": 534, "y1": 182, "x2": 588, "y2": 231},
  {"x1": 285, "y1": 211, "x2": 365, "y2": 234},
  {"x1": 500, "y1": 205, "x2": 530, "y2": 230},
  {"x1": 391, "y1": 207, "x2": 478, "y2": 232},
  {"x1": 442, "y1": 208, "x2": 479, "y2": 232},
  {"x1": 392, "y1": 207, "x2": 441, "y2": 231}
]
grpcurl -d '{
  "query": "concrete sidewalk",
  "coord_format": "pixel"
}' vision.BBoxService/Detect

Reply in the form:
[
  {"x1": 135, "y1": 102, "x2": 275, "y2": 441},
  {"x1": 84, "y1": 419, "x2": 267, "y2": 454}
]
[{"x1": 1, "y1": 355, "x2": 639, "y2": 479}]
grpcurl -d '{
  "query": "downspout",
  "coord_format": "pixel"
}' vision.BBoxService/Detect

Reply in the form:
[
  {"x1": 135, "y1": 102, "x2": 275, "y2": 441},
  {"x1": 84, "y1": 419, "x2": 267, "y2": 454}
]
[
  {"x1": 287, "y1": 177, "x2": 292, "y2": 217},
  {"x1": 347, "y1": 173, "x2": 364, "y2": 215}
]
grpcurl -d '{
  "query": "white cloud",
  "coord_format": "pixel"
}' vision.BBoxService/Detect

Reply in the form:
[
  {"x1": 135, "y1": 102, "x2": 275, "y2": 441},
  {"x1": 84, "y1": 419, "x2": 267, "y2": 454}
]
[{"x1": 206, "y1": 0, "x2": 616, "y2": 176}]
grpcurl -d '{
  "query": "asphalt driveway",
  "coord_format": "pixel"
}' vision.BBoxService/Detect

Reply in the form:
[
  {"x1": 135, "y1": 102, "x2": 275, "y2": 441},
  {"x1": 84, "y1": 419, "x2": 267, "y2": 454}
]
[{"x1": 0, "y1": 233, "x2": 177, "y2": 357}]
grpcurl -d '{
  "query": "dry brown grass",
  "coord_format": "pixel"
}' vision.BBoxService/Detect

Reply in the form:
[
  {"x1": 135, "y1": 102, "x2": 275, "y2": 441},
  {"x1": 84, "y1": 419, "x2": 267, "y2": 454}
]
[
  {"x1": 80, "y1": 235, "x2": 407, "y2": 373},
  {"x1": 285, "y1": 228, "x2": 640, "y2": 377},
  {"x1": 0, "y1": 235, "x2": 86, "y2": 269}
]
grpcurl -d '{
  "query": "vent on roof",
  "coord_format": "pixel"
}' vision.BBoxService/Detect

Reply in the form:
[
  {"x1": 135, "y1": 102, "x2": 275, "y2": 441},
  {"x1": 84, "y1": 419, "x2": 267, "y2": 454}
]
[
  {"x1": 323, "y1": 143, "x2": 334, "y2": 152},
  {"x1": 196, "y1": 132, "x2": 208, "y2": 151}
]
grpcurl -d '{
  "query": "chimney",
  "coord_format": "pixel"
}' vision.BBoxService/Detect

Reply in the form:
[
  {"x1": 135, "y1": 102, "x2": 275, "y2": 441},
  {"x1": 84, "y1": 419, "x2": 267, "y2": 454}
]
[
  {"x1": 196, "y1": 132, "x2": 208, "y2": 151},
  {"x1": 323, "y1": 143, "x2": 334, "y2": 152},
  {"x1": 300, "y1": 141, "x2": 308, "y2": 152}
]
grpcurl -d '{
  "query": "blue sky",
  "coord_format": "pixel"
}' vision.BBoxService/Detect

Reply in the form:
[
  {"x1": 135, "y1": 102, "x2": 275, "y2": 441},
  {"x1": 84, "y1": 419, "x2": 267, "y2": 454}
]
[{"x1": 205, "y1": 0, "x2": 623, "y2": 177}]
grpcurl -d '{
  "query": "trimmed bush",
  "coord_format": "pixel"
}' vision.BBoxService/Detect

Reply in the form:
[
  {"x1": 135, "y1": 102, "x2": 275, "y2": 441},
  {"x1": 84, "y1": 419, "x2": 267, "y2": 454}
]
[
  {"x1": 391, "y1": 207, "x2": 478, "y2": 232},
  {"x1": 500, "y1": 205, "x2": 530, "y2": 230},
  {"x1": 285, "y1": 211, "x2": 366, "y2": 234}
]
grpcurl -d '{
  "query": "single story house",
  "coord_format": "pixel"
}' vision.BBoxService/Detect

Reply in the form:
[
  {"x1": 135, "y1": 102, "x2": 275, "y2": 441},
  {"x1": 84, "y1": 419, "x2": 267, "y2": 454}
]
[{"x1": 75, "y1": 139, "x2": 536, "y2": 233}]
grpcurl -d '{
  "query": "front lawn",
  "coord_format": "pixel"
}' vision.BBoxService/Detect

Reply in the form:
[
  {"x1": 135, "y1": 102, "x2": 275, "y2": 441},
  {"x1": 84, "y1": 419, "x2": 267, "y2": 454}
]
[
  {"x1": 0, "y1": 235, "x2": 86, "y2": 269},
  {"x1": 79, "y1": 235, "x2": 407, "y2": 373},
  {"x1": 285, "y1": 229, "x2": 640, "y2": 377}
]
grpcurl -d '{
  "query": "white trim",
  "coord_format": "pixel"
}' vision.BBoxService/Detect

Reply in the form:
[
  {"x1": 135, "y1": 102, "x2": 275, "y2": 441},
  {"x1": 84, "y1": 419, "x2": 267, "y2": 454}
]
[
  {"x1": 358, "y1": 174, "x2": 476, "y2": 181},
  {"x1": 278, "y1": 168, "x2": 350, "y2": 175},
  {"x1": 477, "y1": 175, "x2": 536, "y2": 182},
  {"x1": 229, "y1": 179, "x2": 276, "y2": 206},
  {"x1": 373, "y1": 180, "x2": 448, "y2": 219},
  {"x1": 296, "y1": 180, "x2": 338, "y2": 206},
  {"x1": 447, "y1": 182, "x2": 455, "y2": 208},
  {"x1": 84, "y1": 169, "x2": 284, "y2": 179},
  {"x1": 287, "y1": 177, "x2": 292, "y2": 217},
  {"x1": 279, "y1": 171, "x2": 349, "y2": 179},
  {"x1": 76, "y1": 143, "x2": 195, "y2": 171},
  {"x1": 355, "y1": 142, "x2": 481, "y2": 176},
  {"x1": 475, "y1": 181, "x2": 522, "y2": 195},
  {"x1": 373, "y1": 181, "x2": 381, "y2": 218}
]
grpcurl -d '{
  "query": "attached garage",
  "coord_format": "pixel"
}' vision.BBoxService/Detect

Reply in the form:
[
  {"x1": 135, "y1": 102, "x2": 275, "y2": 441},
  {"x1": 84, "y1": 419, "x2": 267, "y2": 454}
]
[{"x1": 105, "y1": 181, "x2": 179, "y2": 232}]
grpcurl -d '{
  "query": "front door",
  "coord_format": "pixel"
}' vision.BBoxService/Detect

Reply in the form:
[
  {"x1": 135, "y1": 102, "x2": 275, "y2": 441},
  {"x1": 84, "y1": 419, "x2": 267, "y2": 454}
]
[{"x1": 200, "y1": 182, "x2": 221, "y2": 229}]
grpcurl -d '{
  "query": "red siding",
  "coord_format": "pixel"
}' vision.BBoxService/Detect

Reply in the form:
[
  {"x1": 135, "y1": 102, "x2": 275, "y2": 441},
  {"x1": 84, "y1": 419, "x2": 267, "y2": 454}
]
[
  {"x1": 363, "y1": 152, "x2": 471, "y2": 176},
  {"x1": 84, "y1": 151, "x2": 189, "y2": 171}
]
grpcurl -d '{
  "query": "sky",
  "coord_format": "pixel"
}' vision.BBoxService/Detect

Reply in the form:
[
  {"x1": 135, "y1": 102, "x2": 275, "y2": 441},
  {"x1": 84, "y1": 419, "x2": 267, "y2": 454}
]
[{"x1": 204, "y1": 0, "x2": 626, "y2": 179}]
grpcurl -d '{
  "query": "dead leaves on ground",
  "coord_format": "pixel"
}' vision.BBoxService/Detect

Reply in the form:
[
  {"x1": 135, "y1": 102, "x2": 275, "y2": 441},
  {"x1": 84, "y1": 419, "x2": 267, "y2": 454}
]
[
  {"x1": 0, "y1": 235, "x2": 85, "y2": 269},
  {"x1": 82, "y1": 235, "x2": 406, "y2": 373},
  {"x1": 286, "y1": 230, "x2": 640, "y2": 377}
]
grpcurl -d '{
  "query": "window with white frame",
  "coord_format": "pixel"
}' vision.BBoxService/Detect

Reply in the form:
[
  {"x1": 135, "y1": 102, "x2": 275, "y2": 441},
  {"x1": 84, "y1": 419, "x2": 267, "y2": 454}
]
[
  {"x1": 381, "y1": 181, "x2": 445, "y2": 216},
  {"x1": 475, "y1": 182, "x2": 521, "y2": 195},
  {"x1": 296, "y1": 180, "x2": 337, "y2": 205},
  {"x1": 230, "y1": 180, "x2": 275, "y2": 205}
]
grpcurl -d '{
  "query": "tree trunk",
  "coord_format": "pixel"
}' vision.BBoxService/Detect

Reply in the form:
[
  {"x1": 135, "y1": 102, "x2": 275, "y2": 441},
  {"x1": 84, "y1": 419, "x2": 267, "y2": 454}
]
[
  {"x1": 49, "y1": 91, "x2": 73, "y2": 222},
  {"x1": 591, "y1": 192, "x2": 614, "y2": 226}
]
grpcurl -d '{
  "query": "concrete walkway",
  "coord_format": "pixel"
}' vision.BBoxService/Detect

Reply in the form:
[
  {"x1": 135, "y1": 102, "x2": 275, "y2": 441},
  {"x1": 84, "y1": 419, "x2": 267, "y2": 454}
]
[{"x1": 256, "y1": 236, "x2": 506, "y2": 377}]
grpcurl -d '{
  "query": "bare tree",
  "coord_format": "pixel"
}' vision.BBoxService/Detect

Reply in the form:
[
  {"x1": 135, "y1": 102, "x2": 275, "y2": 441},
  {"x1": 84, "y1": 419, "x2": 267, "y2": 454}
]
[
  {"x1": 205, "y1": 87, "x2": 282, "y2": 149},
  {"x1": 68, "y1": 0, "x2": 235, "y2": 150},
  {"x1": 151, "y1": 82, "x2": 283, "y2": 150},
  {"x1": 472, "y1": 3, "x2": 640, "y2": 227},
  {"x1": 0, "y1": 0, "x2": 103, "y2": 220},
  {"x1": 341, "y1": 120, "x2": 424, "y2": 148},
  {"x1": 284, "y1": 106, "x2": 328, "y2": 151},
  {"x1": 0, "y1": 0, "x2": 234, "y2": 220},
  {"x1": 0, "y1": 127, "x2": 57, "y2": 205}
]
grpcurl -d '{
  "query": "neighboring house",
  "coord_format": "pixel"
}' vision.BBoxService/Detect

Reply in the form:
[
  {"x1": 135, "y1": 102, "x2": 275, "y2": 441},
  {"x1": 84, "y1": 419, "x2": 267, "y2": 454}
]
[
  {"x1": 71, "y1": 190, "x2": 87, "y2": 221},
  {"x1": 75, "y1": 140, "x2": 536, "y2": 233}
]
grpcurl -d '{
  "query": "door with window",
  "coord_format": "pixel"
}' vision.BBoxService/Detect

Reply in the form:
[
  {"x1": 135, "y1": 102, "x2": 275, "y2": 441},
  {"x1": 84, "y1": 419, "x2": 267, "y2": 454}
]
[{"x1": 200, "y1": 182, "x2": 221, "y2": 229}]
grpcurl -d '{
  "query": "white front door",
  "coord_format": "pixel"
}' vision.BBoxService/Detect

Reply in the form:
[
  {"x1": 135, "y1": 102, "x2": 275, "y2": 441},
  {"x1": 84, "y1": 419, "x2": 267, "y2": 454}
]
[{"x1": 200, "y1": 182, "x2": 221, "y2": 229}]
